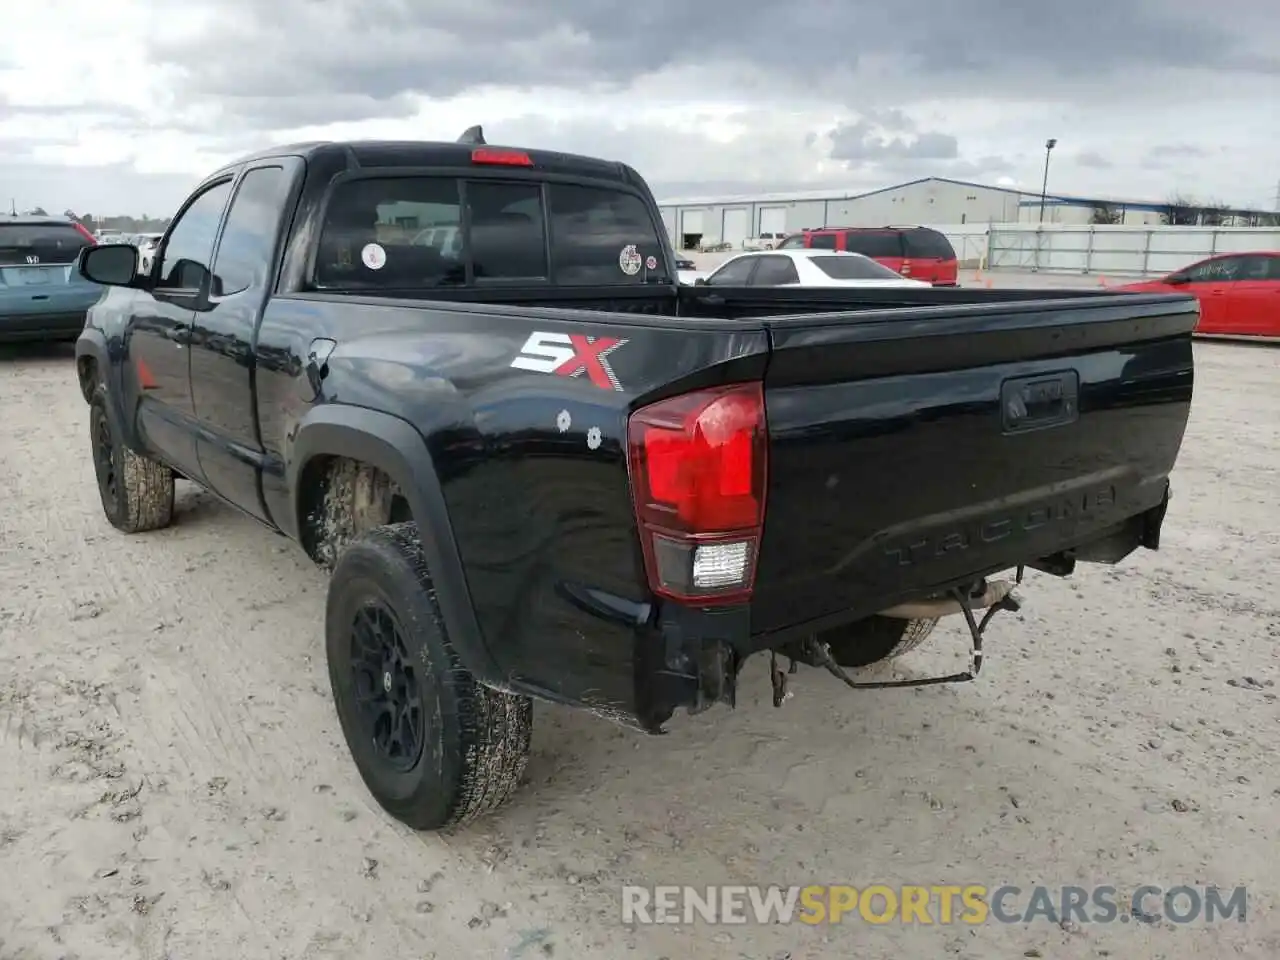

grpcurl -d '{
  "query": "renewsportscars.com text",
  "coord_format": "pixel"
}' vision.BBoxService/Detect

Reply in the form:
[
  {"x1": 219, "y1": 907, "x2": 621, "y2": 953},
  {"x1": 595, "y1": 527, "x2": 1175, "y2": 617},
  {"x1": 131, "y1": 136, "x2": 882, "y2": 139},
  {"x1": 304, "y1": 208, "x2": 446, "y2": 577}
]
[{"x1": 621, "y1": 884, "x2": 1247, "y2": 926}]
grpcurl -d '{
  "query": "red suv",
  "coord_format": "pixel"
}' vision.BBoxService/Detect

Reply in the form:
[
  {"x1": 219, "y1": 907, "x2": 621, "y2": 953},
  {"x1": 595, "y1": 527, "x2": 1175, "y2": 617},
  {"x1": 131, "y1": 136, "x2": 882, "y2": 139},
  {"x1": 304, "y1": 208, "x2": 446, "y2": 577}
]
[{"x1": 777, "y1": 226, "x2": 959, "y2": 286}]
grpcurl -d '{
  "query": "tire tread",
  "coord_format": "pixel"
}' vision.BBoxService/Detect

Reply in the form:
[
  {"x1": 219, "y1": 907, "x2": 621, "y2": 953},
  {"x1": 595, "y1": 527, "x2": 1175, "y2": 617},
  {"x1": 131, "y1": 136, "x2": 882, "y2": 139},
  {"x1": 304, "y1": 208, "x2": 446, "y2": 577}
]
[
  {"x1": 335, "y1": 522, "x2": 532, "y2": 830},
  {"x1": 90, "y1": 386, "x2": 174, "y2": 534}
]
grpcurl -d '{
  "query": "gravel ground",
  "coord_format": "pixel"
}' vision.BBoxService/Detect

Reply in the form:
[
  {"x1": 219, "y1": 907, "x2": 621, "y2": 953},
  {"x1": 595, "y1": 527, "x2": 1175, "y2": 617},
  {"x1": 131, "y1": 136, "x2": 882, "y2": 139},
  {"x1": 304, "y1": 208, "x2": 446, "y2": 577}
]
[{"x1": 1, "y1": 339, "x2": 1277, "y2": 960}]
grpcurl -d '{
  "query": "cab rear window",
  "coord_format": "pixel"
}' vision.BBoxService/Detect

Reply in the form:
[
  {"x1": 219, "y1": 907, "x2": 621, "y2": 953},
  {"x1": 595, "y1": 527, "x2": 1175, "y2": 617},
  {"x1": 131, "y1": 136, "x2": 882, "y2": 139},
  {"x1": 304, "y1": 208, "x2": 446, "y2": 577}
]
[
  {"x1": 548, "y1": 183, "x2": 664, "y2": 286},
  {"x1": 0, "y1": 223, "x2": 92, "y2": 266},
  {"x1": 313, "y1": 176, "x2": 667, "y2": 290}
]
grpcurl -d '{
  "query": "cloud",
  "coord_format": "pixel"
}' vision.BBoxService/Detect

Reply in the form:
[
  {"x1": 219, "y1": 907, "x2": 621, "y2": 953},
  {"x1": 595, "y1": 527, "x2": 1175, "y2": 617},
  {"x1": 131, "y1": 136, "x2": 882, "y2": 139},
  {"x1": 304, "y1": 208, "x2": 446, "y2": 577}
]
[
  {"x1": 829, "y1": 120, "x2": 960, "y2": 163},
  {"x1": 1, "y1": 0, "x2": 1278, "y2": 214},
  {"x1": 1141, "y1": 142, "x2": 1216, "y2": 171},
  {"x1": 147, "y1": 0, "x2": 1274, "y2": 110},
  {"x1": 1075, "y1": 151, "x2": 1114, "y2": 169},
  {"x1": 1147, "y1": 143, "x2": 1210, "y2": 160}
]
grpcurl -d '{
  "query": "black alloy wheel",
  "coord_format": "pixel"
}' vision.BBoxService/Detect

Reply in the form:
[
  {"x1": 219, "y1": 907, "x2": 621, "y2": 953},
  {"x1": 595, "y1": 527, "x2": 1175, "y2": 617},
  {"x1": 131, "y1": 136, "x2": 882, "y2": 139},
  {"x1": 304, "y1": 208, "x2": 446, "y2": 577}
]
[
  {"x1": 348, "y1": 601, "x2": 425, "y2": 773},
  {"x1": 91, "y1": 403, "x2": 119, "y2": 511}
]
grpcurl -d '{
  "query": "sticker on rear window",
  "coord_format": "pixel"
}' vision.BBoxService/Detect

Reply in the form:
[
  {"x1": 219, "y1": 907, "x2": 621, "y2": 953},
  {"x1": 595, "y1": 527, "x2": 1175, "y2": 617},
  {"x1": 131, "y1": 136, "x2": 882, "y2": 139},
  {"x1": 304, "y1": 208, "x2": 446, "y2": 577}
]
[
  {"x1": 361, "y1": 243, "x2": 387, "y2": 270},
  {"x1": 618, "y1": 244, "x2": 642, "y2": 276},
  {"x1": 645, "y1": 255, "x2": 658, "y2": 270}
]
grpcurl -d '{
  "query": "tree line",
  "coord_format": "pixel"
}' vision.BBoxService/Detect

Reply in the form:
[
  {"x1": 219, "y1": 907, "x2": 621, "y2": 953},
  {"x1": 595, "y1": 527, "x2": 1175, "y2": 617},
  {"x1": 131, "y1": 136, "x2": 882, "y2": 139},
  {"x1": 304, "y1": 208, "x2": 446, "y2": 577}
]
[
  {"x1": 1089, "y1": 194, "x2": 1279, "y2": 227},
  {"x1": 19, "y1": 207, "x2": 173, "y2": 234}
]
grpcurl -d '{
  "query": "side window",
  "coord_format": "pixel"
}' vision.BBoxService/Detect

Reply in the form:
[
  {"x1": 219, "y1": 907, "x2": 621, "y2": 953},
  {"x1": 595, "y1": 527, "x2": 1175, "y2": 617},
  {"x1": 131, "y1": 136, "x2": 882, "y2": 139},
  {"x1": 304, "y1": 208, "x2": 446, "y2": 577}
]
[
  {"x1": 315, "y1": 176, "x2": 463, "y2": 289},
  {"x1": 751, "y1": 256, "x2": 800, "y2": 286},
  {"x1": 1184, "y1": 257, "x2": 1241, "y2": 283},
  {"x1": 1264, "y1": 257, "x2": 1280, "y2": 281},
  {"x1": 903, "y1": 228, "x2": 956, "y2": 259},
  {"x1": 708, "y1": 256, "x2": 757, "y2": 285},
  {"x1": 808, "y1": 233, "x2": 838, "y2": 250},
  {"x1": 210, "y1": 166, "x2": 289, "y2": 296},
  {"x1": 548, "y1": 184, "x2": 663, "y2": 285},
  {"x1": 842, "y1": 232, "x2": 904, "y2": 258},
  {"x1": 466, "y1": 181, "x2": 548, "y2": 281},
  {"x1": 1236, "y1": 255, "x2": 1273, "y2": 281},
  {"x1": 156, "y1": 180, "x2": 233, "y2": 292}
]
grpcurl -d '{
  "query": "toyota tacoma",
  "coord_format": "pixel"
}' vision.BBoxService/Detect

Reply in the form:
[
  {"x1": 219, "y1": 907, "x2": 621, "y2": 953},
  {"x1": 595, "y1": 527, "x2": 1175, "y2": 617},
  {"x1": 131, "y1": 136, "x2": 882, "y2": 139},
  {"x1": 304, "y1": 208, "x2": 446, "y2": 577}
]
[{"x1": 73, "y1": 129, "x2": 1196, "y2": 831}]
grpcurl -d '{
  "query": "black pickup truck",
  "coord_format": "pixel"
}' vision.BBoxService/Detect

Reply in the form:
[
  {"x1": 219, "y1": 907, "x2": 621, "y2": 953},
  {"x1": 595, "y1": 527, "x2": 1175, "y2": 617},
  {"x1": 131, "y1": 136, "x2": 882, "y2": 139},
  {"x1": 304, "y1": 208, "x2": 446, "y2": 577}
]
[{"x1": 73, "y1": 131, "x2": 1196, "y2": 831}]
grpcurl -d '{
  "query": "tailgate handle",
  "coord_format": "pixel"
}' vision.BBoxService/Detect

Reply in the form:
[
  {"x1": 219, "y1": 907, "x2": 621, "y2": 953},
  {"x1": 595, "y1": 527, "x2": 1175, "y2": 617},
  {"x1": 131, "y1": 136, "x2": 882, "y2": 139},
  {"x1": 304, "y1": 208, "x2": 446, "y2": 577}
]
[{"x1": 1001, "y1": 371, "x2": 1079, "y2": 434}]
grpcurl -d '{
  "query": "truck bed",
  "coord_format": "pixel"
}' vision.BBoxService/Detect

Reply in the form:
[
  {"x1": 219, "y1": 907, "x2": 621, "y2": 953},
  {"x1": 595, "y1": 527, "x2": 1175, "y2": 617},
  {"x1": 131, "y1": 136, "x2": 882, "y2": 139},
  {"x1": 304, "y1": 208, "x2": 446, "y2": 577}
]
[{"x1": 249, "y1": 282, "x2": 1194, "y2": 728}]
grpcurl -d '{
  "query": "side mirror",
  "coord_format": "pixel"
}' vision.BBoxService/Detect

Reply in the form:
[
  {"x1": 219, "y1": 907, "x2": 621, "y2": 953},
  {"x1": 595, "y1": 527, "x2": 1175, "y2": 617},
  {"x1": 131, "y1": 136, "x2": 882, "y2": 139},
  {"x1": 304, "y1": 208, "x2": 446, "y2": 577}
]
[
  {"x1": 1165, "y1": 273, "x2": 1189, "y2": 285},
  {"x1": 694, "y1": 277, "x2": 709, "y2": 286},
  {"x1": 78, "y1": 244, "x2": 140, "y2": 287}
]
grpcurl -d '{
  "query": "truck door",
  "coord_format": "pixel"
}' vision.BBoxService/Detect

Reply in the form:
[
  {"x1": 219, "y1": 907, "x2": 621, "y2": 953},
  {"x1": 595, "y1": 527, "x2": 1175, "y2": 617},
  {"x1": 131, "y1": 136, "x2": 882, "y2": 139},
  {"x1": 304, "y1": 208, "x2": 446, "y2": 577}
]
[
  {"x1": 190, "y1": 160, "x2": 299, "y2": 522},
  {"x1": 128, "y1": 177, "x2": 234, "y2": 481}
]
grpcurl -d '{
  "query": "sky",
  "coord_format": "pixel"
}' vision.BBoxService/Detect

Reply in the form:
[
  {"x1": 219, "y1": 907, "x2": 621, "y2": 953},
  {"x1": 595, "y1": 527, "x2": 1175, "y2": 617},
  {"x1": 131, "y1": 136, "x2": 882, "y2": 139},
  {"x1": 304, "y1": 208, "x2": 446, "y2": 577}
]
[{"x1": 1, "y1": 0, "x2": 1278, "y2": 217}]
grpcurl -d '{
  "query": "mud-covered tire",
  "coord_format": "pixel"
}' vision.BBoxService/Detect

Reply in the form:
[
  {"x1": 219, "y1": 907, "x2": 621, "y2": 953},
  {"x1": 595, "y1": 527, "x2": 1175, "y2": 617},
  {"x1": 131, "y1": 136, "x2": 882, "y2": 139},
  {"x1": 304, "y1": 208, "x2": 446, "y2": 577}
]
[
  {"x1": 820, "y1": 615, "x2": 939, "y2": 669},
  {"x1": 326, "y1": 521, "x2": 532, "y2": 831},
  {"x1": 89, "y1": 385, "x2": 174, "y2": 534}
]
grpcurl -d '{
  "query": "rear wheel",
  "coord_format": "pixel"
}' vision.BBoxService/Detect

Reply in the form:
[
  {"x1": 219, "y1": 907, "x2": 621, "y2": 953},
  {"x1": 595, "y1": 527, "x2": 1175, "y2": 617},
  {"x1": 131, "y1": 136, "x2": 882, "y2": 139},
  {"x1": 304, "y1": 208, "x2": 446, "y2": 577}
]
[
  {"x1": 819, "y1": 615, "x2": 939, "y2": 669},
  {"x1": 89, "y1": 386, "x2": 174, "y2": 533},
  {"x1": 326, "y1": 522, "x2": 532, "y2": 830}
]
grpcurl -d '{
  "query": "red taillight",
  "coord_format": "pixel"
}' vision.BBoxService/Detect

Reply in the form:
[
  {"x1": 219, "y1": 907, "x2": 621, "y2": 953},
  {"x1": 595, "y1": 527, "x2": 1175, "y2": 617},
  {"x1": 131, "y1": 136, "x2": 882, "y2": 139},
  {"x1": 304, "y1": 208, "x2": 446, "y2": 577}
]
[
  {"x1": 626, "y1": 382, "x2": 767, "y2": 605},
  {"x1": 73, "y1": 222, "x2": 97, "y2": 245},
  {"x1": 471, "y1": 148, "x2": 533, "y2": 166}
]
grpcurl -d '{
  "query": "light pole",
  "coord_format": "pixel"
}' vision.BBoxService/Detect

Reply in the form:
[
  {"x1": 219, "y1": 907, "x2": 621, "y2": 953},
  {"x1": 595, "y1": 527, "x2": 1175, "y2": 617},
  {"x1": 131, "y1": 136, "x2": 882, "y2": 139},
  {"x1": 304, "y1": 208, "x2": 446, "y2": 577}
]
[{"x1": 1038, "y1": 138, "x2": 1057, "y2": 223}]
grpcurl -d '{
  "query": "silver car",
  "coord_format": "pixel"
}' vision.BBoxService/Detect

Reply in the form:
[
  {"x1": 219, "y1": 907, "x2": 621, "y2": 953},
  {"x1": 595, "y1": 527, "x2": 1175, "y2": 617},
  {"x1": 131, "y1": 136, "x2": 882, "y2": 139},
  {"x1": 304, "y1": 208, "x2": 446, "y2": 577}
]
[{"x1": 131, "y1": 233, "x2": 164, "y2": 272}]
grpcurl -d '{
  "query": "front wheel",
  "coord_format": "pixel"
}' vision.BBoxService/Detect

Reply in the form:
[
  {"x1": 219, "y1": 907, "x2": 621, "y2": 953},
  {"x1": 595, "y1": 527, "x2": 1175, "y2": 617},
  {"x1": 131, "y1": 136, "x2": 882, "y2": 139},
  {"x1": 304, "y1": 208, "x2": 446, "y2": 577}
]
[
  {"x1": 326, "y1": 522, "x2": 532, "y2": 830},
  {"x1": 89, "y1": 386, "x2": 174, "y2": 533}
]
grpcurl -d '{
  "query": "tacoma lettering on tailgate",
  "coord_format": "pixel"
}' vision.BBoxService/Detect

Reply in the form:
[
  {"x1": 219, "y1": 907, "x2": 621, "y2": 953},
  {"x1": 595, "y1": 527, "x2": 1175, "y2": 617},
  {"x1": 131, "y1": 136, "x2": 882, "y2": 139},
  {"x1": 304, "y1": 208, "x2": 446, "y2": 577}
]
[{"x1": 884, "y1": 484, "x2": 1118, "y2": 569}]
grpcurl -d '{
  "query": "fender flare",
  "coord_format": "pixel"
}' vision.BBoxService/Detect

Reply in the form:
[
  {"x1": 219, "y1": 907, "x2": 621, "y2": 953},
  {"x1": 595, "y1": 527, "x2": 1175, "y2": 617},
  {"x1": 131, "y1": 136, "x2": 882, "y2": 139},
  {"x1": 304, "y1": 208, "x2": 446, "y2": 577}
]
[
  {"x1": 289, "y1": 404, "x2": 503, "y2": 685},
  {"x1": 74, "y1": 329, "x2": 134, "y2": 447}
]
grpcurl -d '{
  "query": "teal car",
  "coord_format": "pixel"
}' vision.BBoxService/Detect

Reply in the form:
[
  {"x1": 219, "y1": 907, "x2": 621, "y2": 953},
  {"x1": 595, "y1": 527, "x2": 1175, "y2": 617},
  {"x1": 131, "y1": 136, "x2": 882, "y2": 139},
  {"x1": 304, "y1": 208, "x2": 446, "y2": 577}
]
[{"x1": 0, "y1": 216, "x2": 104, "y2": 343}]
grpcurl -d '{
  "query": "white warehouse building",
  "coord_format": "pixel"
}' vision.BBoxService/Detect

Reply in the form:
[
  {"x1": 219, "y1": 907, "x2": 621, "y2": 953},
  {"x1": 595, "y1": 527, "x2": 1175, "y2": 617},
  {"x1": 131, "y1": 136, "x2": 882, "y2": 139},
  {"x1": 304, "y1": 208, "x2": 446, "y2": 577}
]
[{"x1": 656, "y1": 177, "x2": 1275, "y2": 251}]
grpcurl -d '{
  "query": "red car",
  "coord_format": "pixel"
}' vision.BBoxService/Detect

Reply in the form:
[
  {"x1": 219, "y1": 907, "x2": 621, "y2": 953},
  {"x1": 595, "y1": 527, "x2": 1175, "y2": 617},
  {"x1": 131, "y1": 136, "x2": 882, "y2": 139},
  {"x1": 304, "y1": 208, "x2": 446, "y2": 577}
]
[
  {"x1": 776, "y1": 226, "x2": 959, "y2": 286},
  {"x1": 1116, "y1": 252, "x2": 1280, "y2": 337}
]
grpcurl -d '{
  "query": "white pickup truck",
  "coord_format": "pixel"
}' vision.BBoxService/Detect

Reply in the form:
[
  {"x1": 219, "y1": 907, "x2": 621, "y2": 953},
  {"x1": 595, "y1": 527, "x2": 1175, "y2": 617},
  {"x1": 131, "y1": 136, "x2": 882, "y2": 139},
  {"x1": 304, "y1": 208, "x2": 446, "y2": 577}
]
[{"x1": 743, "y1": 232, "x2": 787, "y2": 251}]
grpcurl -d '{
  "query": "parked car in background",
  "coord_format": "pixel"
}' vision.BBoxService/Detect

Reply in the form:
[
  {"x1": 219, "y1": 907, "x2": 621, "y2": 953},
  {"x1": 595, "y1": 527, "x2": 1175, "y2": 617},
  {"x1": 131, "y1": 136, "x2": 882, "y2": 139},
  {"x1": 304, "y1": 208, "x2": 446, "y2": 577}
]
[
  {"x1": 0, "y1": 216, "x2": 101, "y2": 342},
  {"x1": 673, "y1": 256, "x2": 704, "y2": 285},
  {"x1": 1114, "y1": 252, "x2": 1280, "y2": 337},
  {"x1": 699, "y1": 249, "x2": 930, "y2": 288},
  {"x1": 131, "y1": 232, "x2": 165, "y2": 273},
  {"x1": 743, "y1": 232, "x2": 786, "y2": 251},
  {"x1": 778, "y1": 225, "x2": 960, "y2": 286}
]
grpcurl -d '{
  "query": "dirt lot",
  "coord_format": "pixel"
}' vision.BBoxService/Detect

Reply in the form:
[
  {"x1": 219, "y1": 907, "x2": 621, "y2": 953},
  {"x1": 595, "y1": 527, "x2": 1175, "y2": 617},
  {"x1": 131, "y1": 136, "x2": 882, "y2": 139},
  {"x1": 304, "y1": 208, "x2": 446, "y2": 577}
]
[{"x1": 1, "y1": 340, "x2": 1277, "y2": 960}]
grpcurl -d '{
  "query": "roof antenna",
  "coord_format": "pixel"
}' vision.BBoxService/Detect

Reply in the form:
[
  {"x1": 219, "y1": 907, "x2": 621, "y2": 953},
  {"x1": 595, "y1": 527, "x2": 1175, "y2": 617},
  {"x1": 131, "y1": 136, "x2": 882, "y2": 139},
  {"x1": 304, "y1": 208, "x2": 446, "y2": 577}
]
[{"x1": 457, "y1": 125, "x2": 486, "y2": 145}]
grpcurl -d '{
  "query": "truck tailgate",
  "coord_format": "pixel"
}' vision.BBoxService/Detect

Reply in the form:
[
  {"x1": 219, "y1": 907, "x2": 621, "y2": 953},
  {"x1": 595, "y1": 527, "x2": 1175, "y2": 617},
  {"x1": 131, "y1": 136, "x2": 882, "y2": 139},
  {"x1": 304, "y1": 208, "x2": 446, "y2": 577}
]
[{"x1": 750, "y1": 293, "x2": 1196, "y2": 637}]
